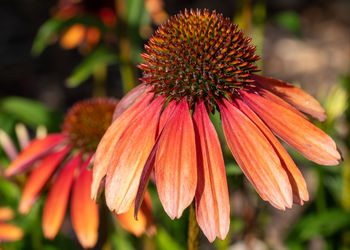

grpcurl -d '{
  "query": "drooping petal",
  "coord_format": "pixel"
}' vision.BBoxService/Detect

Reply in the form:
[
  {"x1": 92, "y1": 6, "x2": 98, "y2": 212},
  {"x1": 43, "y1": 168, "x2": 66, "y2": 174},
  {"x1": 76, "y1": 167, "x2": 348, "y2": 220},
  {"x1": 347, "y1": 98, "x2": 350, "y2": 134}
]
[
  {"x1": 0, "y1": 207, "x2": 14, "y2": 221},
  {"x1": 134, "y1": 100, "x2": 177, "y2": 217},
  {"x1": 71, "y1": 154, "x2": 99, "y2": 249},
  {"x1": 234, "y1": 98, "x2": 309, "y2": 204},
  {"x1": 42, "y1": 153, "x2": 81, "y2": 239},
  {"x1": 240, "y1": 90, "x2": 341, "y2": 165},
  {"x1": 257, "y1": 88, "x2": 308, "y2": 120},
  {"x1": 105, "y1": 96, "x2": 164, "y2": 213},
  {"x1": 4, "y1": 134, "x2": 67, "y2": 177},
  {"x1": 219, "y1": 98, "x2": 293, "y2": 210},
  {"x1": 116, "y1": 191, "x2": 156, "y2": 237},
  {"x1": 193, "y1": 100, "x2": 230, "y2": 242},
  {"x1": 112, "y1": 84, "x2": 149, "y2": 121},
  {"x1": 251, "y1": 74, "x2": 326, "y2": 121},
  {"x1": 155, "y1": 100, "x2": 197, "y2": 219},
  {"x1": 92, "y1": 93, "x2": 154, "y2": 201},
  {"x1": 0, "y1": 223, "x2": 24, "y2": 242},
  {"x1": 19, "y1": 145, "x2": 71, "y2": 214}
]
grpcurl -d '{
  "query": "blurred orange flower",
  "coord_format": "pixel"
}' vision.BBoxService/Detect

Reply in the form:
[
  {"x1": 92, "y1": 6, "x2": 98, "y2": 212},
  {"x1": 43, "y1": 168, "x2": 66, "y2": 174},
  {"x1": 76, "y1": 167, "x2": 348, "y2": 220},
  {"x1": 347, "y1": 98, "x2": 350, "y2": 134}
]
[{"x1": 0, "y1": 207, "x2": 23, "y2": 243}]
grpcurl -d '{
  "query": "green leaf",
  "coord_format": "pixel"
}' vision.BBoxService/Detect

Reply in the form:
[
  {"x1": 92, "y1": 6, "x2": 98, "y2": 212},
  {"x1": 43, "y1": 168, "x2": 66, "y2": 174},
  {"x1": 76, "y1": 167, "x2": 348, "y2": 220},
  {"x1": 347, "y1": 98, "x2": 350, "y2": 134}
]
[
  {"x1": 225, "y1": 162, "x2": 243, "y2": 175},
  {"x1": 0, "y1": 97, "x2": 61, "y2": 130},
  {"x1": 66, "y1": 46, "x2": 118, "y2": 87},
  {"x1": 287, "y1": 209, "x2": 350, "y2": 242},
  {"x1": 31, "y1": 18, "x2": 64, "y2": 56}
]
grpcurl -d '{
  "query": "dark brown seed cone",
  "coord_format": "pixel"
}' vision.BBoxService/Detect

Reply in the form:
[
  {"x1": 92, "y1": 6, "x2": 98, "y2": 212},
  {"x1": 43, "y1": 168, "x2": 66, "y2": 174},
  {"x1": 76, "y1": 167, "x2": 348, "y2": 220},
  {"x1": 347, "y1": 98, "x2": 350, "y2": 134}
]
[
  {"x1": 139, "y1": 9, "x2": 260, "y2": 111},
  {"x1": 62, "y1": 98, "x2": 118, "y2": 152}
]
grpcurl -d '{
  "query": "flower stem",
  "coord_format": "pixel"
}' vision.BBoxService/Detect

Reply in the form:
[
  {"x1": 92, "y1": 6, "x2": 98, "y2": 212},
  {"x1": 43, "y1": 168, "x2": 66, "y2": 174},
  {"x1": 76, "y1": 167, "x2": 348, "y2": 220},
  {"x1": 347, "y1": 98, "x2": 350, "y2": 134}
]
[{"x1": 187, "y1": 202, "x2": 199, "y2": 250}]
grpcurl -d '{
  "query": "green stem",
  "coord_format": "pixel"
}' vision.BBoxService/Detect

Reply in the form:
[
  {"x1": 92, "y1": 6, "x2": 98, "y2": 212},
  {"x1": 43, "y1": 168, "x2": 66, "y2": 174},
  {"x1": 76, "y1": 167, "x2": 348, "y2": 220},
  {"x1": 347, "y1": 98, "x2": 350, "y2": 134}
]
[{"x1": 187, "y1": 202, "x2": 200, "y2": 250}]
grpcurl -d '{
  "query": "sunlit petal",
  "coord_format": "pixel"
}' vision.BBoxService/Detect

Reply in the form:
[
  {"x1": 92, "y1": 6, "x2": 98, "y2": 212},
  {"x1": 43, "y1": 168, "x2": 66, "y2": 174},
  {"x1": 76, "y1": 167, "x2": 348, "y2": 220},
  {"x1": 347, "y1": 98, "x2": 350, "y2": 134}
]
[
  {"x1": 251, "y1": 74, "x2": 326, "y2": 121},
  {"x1": 240, "y1": 90, "x2": 341, "y2": 165},
  {"x1": 105, "y1": 96, "x2": 164, "y2": 213},
  {"x1": 155, "y1": 100, "x2": 197, "y2": 219},
  {"x1": 193, "y1": 100, "x2": 230, "y2": 242},
  {"x1": 220, "y1": 98, "x2": 293, "y2": 210}
]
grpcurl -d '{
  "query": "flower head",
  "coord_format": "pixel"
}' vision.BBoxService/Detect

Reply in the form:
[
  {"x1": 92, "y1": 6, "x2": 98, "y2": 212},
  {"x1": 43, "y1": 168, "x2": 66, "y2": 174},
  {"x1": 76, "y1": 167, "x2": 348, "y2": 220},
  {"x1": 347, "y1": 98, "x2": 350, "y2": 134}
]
[
  {"x1": 4, "y1": 98, "x2": 155, "y2": 248},
  {"x1": 92, "y1": 9, "x2": 341, "y2": 242}
]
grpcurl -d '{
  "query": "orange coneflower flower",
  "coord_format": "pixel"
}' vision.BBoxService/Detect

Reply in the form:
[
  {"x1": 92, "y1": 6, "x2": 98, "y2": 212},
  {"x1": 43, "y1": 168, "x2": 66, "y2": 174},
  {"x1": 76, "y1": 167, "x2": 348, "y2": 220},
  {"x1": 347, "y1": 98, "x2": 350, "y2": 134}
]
[
  {"x1": 92, "y1": 9, "x2": 341, "y2": 242},
  {"x1": 0, "y1": 207, "x2": 23, "y2": 243},
  {"x1": 3, "y1": 98, "x2": 155, "y2": 248}
]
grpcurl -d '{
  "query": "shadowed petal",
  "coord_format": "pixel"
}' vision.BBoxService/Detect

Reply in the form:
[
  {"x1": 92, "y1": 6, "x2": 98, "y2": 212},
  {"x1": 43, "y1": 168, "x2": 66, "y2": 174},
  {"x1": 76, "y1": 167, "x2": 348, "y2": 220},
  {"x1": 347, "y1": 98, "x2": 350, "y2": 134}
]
[
  {"x1": 19, "y1": 145, "x2": 71, "y2": 214},
  {"x1": 92, "y1": 93, "x2": 154, "y2": 201},
  {"x1": 105, "y1": 96, "x2": 164, "y2": 213},
  {"x1": 155, "y1": 100, "x2": 197, "y2": 219},
  {"x1": 251, "y1": 74, "x2": 326, "y2": 121},
  {"x1": 0, "y1": 223, "x2": 23, "y2": 242},
  {"x1": 134, "y1": 100, "x2": 177, "y2": 218},
  {"x1": 220, "y1": 98, "x2": 293, "y2": 210},
  {"x1": 116, "y1": 191, "x2": 156, "y2": 237},
  {"x1": 240, "y1": 90, "x2": 341, "y2": 165},
  {"x1": 42, "y1": 153, "x2": 81, "y2": 239},
  {"x1": 193, "y1": 101, "x2": 230, "y2": 242},
  {"x1": 4, "y1": 134, "x2": 67, "y2": 177},
  {"x1": 234, "y1": 99, "x2": 309, "y2": 204},
  {"x1": 71, "y1": 154, "x2": 99, "y2": 249},
  {"x1": 112, "y1": 84, "x2": 149, "y2": 121}
]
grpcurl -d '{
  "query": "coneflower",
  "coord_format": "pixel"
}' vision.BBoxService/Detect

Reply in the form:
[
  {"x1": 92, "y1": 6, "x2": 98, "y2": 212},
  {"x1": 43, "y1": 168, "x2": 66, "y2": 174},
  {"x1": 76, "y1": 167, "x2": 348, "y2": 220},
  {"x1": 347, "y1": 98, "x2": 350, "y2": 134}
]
[{"x1": 92, "y1": 9, "x2": 341, "y2": 242}]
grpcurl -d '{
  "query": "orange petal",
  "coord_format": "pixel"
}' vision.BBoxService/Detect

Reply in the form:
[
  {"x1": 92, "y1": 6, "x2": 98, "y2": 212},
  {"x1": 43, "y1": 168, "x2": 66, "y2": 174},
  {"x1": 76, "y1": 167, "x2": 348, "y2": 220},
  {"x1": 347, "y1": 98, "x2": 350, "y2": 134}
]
[
  {"x1": 105, "y1": 96, "x2": 164, "y2": 213},
  {"x1": 71, "y1": 154, "x2": 99, "y2": 248},
  {"x1": 240, "y1": 90, "x2": 341, "y2": 165},
  {"x1": 112, "y1": 84, "x2": 149, "y2": 121},
  {"x1": 19, "y1": 145, "x2": 71, "y2": 214},
  {"x1": 257, "y1": 88, "x2": 308, "y2": 120},
  {"x1": 0, "y1": 207, "x2": 14, "y2": 221},
  {"x1": 251, "y1": 74, "x2": 326, "y2": 121},
  {"x1": 92, "y1": 93, "x2": 154, "y2": 201},
  {"x1": 193, "y1": 100, "x2": 230, "y2": 242},
  {"x1": 219, "y1": 98, "x2": 293, "y2": 210},
  {"x1": 134, "y1": 100, "x2": 177, "y2": 217},
  {"x1": 234, "y1": 99, "x2": 309, "y2": 204},
  {"x1": 4, "y1": 134, "x2": 67, "y2": 177},
  {"x1": 42, "y1": 153, "x2": 81, "y2": 239},
  {"x1": 155, "y1": 100, "x2": 197, "y2": 219},
  {"x1": 0, "y1": 223, "x2": 23, "y2": 242},
  {"x1": 116, "y1": 191, "x2": 156, "y2": 237}
]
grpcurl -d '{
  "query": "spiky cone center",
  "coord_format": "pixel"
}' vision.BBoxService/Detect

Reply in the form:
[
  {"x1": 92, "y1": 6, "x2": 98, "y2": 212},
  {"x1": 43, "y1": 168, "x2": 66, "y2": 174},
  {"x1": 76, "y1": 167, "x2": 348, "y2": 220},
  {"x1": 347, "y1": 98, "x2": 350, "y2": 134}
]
[
  {"x1": 62, "y1": 98, "x2": 118, "y2": 152},
  {"x1": 139, "y1": 9, "x2": 260, "y2": 112}
]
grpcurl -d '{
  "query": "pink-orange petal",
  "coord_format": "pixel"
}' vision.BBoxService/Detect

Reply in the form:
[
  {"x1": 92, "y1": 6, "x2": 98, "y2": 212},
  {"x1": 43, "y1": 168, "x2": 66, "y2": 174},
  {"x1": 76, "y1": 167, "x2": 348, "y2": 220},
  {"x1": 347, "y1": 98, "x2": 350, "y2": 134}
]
[
  {"x1": 134, "y1": 100, "x2": 177, "y2": 218},
  {"x1": 240, "y1": 90, "x2": 341, "y2": 166},
  {"x1": 0, "y1": 223, "x2": 24, "y2": 242},
  {"x1": 112, "y1": 84, "x2": 149, "y2": 121},
  {"x1": 117, "y1": 191, "x2": 156, "y2": 237},
  {"x1": 4, "y1": 134, "x2": 67, "y2": 177},
  {"x1": 71, "y1": 154, "x2": 99, "y2": 248},
  {"x1": 155, "y1": 100, "x2": 197, "y2": 219},
  {"x1": 193, "y1": 100, "x2": 230, "y2": 242},
  {"x1": 0, "y1": 207, "x2": 14, "y2": 222},
  {"x1": 19, "y1": 145, "x2": 71, "y2": 214},
  {"x1": 251, "y1": 74, "x2": 326, "y2": 121},
  {"x1": 234, "y1": 99, "x2": 309, "y2": 204},
  {"x1": 42, "y1": 153, "x2": 81, "y2": 239},
  {"x1": 105, "y1": 96, "x2": 164, "y2": 213},
  {"x1": 219, "y1": 98, "x2": 293, "y2": 210},
  {"x1": 92, "y1": 93, "x2": 154, "y2": 201}
]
